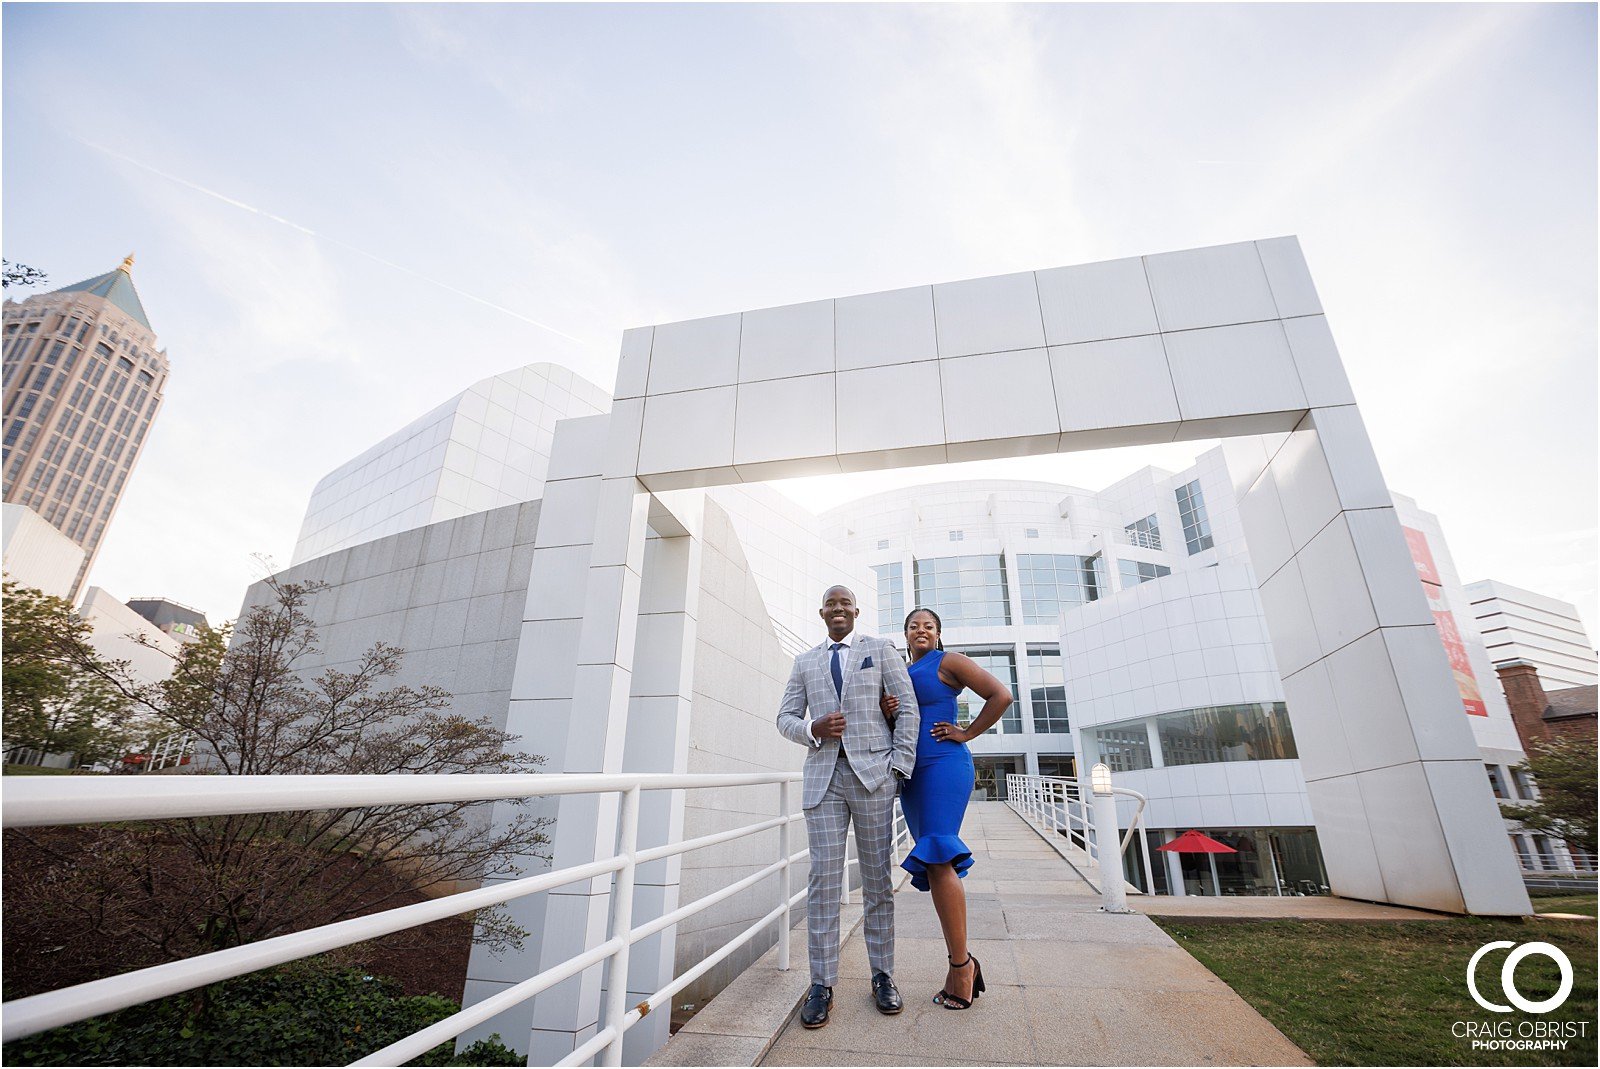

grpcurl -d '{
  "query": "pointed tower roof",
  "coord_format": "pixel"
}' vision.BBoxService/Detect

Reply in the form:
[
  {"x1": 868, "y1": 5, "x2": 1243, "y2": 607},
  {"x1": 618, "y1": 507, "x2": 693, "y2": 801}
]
[{"x1": 51, "y1": 254, "x2": 152, "y2": 330}]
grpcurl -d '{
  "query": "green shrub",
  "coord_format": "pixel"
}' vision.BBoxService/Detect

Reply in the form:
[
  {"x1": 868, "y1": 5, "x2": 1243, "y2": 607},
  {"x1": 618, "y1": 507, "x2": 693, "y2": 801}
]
[{"x1": 3, "y1": 961, "x2": 523, "y2": 1066}]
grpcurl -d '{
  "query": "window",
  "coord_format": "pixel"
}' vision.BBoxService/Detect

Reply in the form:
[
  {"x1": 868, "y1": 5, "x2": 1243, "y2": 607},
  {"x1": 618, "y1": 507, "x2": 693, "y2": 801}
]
[
  {"x1": 913, "y1": 555, "x2": 1010, "y2": 627},
  {"x1": 874, "y1": 562, "x2": 905, "y2": 635},
  {"x1": 17, "y1": 393, "x2": 37, "y2": 420},
  {"x1": 1175, "y1": 480, "x2": 1214, "y2": 554},
  {"x1": 876, "y1": 539, "x2": 889, "y2": 550},
  {"x1": 1097, "y1": 726, "x2": 1153, "y2": 772},
  {"x1": 949, "y1": 530, "x2": 964, "y2": 542},
  {"x1": 1025, "y1": 528, "x2": 1039, "y2": 539},
  {"x1": 1027, "y1": 645, "x2": 1070, "y2": 733},
  {"x1": 948, "y1": 645, "x2": 1021, "y2": 734},
  {"x1": 95, "y1": 342, "x2": 113, "y2": 359},
  {"x1": 116, "y1": 356, "x2": 134, "y2": 372},
  {"x1": 1155, "y1": 703, "x2": 1298, "y2": 765},
  {"x1": 1017, "y1": 553, "x2": 1100, "y2": 624},
  {"x1": 1486, "y1": 765, "x2": 1506, "y2": 799},
  {"x1": 2, "y1": 420, "x2": 22, "y2": 447},
  {"x1": 1510, "y1": 766, "x2": 1535, "y2": 800},
  {"x1": 1125, "y1": 514, "x2": 1162, "y2": 550},
  {"x1": 1117, "y1": 559, "x2": 1172, "y2": 588}
]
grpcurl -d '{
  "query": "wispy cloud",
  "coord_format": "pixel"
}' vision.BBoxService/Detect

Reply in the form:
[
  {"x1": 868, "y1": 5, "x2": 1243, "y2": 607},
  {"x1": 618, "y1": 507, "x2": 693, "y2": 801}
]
[{"x1": 73, "y1": 136, "x2": 584, "y2": 343}]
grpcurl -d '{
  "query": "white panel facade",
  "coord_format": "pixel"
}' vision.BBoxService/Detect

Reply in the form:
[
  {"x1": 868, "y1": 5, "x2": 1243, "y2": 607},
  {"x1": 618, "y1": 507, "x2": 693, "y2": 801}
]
[
  {"x1": 291, "y1": 363, "x2": 607, "y2": 564},
  {"x1": 1, "y1": 502, "x2": 87, "y2": 598}
]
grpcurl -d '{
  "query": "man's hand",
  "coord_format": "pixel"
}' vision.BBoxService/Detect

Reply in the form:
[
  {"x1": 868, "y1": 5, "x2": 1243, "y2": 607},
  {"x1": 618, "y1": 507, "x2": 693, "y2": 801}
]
[{"x1": 811, "y1": 711, "x2": 847, "y2": 740}]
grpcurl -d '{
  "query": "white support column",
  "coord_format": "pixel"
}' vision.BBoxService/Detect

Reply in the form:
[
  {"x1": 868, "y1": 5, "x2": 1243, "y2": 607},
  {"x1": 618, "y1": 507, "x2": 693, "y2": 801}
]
[
  {"x1": 1228, "y1": 402, "x2": 1531, "y2": 915},
  {"x1": 617, "y1": 502, "x2": 704, "y2": 1064}
]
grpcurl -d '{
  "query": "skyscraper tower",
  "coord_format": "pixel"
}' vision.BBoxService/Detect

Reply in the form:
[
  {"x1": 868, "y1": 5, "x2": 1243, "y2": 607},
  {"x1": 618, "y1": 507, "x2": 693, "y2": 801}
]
[{"x1": 2, "y1": 255, "x2": 169, "y2": 600}]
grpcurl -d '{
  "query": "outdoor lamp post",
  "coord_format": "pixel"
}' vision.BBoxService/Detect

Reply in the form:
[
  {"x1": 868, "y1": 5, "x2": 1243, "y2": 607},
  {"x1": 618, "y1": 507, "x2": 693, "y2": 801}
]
[{"x1": 1090, "y1": 763, "x2": 1133, "y2": 914}]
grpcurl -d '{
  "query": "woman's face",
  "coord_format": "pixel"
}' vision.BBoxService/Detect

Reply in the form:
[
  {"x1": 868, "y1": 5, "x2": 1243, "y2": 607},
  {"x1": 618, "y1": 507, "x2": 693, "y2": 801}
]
[{"x1": 905, "y1": 611, "x2": 940, "y2": 655}]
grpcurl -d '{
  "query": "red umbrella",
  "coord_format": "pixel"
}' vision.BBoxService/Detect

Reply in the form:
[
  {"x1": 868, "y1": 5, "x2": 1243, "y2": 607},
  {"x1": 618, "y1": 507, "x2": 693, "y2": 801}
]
[{"x1": 1155, "y1": 830, "x2": 1237, "y2": 854}]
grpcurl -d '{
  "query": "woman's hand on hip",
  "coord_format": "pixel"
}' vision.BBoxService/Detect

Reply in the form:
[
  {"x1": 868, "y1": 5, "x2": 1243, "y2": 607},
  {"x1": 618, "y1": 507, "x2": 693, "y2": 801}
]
[{"x1": 931, "y1": 721, "x2": 973, "y2": 744}]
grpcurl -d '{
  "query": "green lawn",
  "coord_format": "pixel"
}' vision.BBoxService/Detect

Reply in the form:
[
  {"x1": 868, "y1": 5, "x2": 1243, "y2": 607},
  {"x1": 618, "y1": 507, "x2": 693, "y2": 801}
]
[
  {"x1": 1532, "y1": 893, "x2": 1596, "y2": 917},
  {"x1": 1154, "y1": 914, "x2": 1597, "y2": 1067}
]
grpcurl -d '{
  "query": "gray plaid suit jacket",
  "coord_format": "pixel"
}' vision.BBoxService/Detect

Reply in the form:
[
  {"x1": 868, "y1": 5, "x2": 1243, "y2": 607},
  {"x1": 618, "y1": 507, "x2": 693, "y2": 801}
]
[{"x1": 776, "y1": 631, "x2": 920, "y2": 808}]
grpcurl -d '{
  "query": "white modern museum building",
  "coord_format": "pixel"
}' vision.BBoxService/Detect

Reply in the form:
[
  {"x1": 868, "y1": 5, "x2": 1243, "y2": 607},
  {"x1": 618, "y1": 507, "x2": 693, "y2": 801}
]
[{"x1": 249, "y1": 237, "x2": 1577, "y2": 1061}]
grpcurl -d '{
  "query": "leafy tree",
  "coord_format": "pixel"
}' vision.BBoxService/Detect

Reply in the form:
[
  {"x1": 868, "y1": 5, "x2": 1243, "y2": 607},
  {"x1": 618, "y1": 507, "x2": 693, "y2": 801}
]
[
  {"x1": 1, "y1": 578, "x2": 148, "y2": 767},
  {"x1": 3, "y1": 576, "x2": 549, "y2": 995},
  {"x1": 2, "y1": 259, "x2": 48, "y2": 289},
  {"x1": 1501, "y1": 734, "x2": 1598, "y2": 856}
]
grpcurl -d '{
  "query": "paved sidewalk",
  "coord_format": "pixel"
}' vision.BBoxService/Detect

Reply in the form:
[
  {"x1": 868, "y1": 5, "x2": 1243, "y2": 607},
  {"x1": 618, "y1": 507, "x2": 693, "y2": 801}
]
[
  {"x1": 1134, "y1": 894, "x2": 1451, "y2": 922},
  {"x1": 757, "y1": 802, "x2": 1311, "y2": 1067}
]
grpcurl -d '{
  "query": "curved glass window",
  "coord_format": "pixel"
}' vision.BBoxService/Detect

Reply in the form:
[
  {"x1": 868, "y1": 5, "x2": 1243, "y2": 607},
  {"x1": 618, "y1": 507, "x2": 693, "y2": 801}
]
[
  {"x1": 1155, "y1": 702, "x2": 1297, "y2": 765},
  {"x1": 912, "y1": 554, "x2": 1010, "y2": 627}
]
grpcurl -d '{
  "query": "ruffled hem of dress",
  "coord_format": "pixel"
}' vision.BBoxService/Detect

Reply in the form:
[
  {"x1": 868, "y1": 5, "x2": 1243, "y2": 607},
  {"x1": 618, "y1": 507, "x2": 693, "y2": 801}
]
[{"x1": 900, "y1": 834, "x2": 974, "y2": 893}]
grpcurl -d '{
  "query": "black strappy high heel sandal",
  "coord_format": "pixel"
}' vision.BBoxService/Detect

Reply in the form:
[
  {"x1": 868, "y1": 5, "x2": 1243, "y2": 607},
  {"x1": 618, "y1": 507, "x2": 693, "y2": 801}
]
[{"x1": 934, "y1": 954, "x2": 985, "y2": 1010}]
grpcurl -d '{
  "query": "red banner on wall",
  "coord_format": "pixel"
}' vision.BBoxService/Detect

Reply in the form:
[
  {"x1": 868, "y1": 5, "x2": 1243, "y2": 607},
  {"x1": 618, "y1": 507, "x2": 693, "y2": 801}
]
[{"x1": 1402, "y1": 525, "x2": 1488, "y2": 717}]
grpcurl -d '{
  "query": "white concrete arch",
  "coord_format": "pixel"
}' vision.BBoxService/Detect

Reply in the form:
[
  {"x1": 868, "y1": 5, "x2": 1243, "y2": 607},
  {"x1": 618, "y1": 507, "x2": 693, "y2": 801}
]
[{"x1": 474, "y1": 238, "x2": 1531, "y2": 1063}]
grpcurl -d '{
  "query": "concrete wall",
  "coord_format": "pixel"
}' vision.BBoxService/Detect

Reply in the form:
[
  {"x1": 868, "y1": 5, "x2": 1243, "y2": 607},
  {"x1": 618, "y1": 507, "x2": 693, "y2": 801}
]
[
  {"x1": 245, "y1": 499, "x2": 542, "y2": 738},
  {"x1": 2, "y1": 502, "x2": 86, "y2": 599},
  {"x1": 674, "y1": 497, "x2": 810, "y2": 1008}
]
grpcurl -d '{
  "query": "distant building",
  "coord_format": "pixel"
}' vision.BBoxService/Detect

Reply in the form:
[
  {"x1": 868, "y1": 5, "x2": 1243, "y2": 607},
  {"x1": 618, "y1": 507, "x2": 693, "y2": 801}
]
[
  {"x1": 78, "y1": 587, "x2": 187, "y2": 689},
  {"x1": 1496, "y1": 660, "x2": 1598, "y2": 749},
  {"x1": 2, "y1": 256, "x2": 169, "y2": 599},
  {"x1": 1466, "y1": 579, "x2": 1598, "y2": 690},
  {"x1": 126, "y1": 596, "x2": 209, "y2": 642}
]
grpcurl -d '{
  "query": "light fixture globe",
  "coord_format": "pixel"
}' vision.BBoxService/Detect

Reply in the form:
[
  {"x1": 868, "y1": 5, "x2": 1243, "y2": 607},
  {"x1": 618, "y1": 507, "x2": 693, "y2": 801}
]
[{"x1": 1090, "y1": 762, "x2": 1113, "y2": 797}]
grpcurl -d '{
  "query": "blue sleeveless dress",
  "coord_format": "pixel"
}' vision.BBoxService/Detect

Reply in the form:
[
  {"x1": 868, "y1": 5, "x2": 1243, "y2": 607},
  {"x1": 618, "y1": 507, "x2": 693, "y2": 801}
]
[{"x1": 900, "y1": 649, "x2": 975, "y2": 891}]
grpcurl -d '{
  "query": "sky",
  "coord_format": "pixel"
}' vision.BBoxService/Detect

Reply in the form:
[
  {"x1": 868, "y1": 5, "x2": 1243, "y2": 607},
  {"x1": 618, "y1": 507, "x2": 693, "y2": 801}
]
[{"x1": 2, "y1": 2, "x2": 1595, "y2": 637}]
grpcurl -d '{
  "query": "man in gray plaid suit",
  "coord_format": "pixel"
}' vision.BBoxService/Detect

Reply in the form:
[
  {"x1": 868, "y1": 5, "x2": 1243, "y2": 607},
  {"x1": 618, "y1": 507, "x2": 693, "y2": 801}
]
[{"x1": 776, "y1": 584, "x2": 920, "y2": 1028}]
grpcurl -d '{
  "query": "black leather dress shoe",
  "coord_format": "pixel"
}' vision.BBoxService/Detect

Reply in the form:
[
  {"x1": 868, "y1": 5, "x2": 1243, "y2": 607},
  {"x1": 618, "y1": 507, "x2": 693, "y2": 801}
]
[
  {"x1": 872, "y1": 971, "x2": 904, "y2": 1014},
  {"x1": 800, "y1": 983, "x2": 832, "y2": 1028}
]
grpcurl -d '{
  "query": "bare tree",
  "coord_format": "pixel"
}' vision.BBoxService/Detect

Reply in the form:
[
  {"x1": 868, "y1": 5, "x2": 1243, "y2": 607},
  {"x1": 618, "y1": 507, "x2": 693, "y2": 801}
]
[{"x1": 4, "y1": 577, "x2": 549, "y2": 995}]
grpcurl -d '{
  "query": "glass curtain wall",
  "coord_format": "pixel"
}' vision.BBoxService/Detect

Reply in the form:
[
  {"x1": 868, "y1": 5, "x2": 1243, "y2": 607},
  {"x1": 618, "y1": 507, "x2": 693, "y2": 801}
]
[
  {"x1": 912, "y1": 555, "x2": 1010, "y2": 627},
  {"x1": 873, "y1": 562, "x2": 904, "y2": 635},
  {"x1": 1175, "y1": 479, "x2": 1215, "y2": 554},
  {"x1": 1027, "y1": 645, "x2": 1070, "y2": 733},
  {"x1": 1017, "y1": 553, "x2": 1100, "y2": 623}
]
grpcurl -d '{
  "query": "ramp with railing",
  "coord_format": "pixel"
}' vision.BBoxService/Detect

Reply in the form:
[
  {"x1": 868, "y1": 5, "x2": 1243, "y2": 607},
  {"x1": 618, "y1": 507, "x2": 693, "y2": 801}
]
[{"x1": 1, "y1": 771, "x2": 907, "y2": 1067}]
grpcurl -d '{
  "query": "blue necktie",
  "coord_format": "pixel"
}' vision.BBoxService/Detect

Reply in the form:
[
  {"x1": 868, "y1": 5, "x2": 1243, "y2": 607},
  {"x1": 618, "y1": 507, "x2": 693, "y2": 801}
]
[{"x1": 830, "y1": 642, "x2": 844, "y2": 699}]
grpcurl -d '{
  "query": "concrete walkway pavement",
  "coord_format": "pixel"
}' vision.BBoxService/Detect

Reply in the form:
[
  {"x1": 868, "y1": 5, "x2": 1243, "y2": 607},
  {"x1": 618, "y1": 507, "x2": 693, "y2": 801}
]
[{"x1": 751, "y1": 802, "x2": 1310, "y2": 1067}]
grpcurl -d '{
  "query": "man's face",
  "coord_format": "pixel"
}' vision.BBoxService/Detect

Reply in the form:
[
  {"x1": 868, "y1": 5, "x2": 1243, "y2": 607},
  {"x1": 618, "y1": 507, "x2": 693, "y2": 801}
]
[{"x1": 819, "y1": 586, "x2": 859, "y2": 639}]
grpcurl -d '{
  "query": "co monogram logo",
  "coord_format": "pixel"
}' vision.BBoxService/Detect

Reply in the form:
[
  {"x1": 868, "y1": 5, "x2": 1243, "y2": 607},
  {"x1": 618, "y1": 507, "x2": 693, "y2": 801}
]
[{"x1": 1467, "y1": 941, "x2": 1574, "y2": 1014}]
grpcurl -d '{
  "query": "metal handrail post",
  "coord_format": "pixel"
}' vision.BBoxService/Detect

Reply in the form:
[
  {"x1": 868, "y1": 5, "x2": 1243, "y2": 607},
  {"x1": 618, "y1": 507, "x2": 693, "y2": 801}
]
[
  {"x1": 599, "y1": 786, "x2": 640, "y2": 1068},
  {"x1": 777, "y1": 781, "x2": 792, "y2": 972}
]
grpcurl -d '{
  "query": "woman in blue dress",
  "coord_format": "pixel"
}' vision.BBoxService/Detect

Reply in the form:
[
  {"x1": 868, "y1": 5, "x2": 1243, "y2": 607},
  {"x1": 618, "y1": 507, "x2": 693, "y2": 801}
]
[{"x1": 880, "y1": 608, "x2": 1014, "y2": 1010}]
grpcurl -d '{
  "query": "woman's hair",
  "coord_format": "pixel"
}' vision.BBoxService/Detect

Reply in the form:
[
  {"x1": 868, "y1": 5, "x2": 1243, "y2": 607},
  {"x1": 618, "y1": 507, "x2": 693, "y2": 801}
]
[{"x1": 903, "y1": 607, "x2": 944, "y2": 651}]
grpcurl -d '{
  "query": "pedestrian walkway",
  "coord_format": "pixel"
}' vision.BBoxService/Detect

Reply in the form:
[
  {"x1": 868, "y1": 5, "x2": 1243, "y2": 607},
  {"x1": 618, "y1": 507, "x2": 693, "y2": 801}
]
[{"x1": 654, "y1": 802, "x2": 1310, "y2": 1067}]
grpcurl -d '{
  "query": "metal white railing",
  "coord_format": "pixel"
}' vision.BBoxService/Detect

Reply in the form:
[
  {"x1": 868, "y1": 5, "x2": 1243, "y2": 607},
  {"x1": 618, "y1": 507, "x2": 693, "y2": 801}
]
[
  {"x1": 1, "y1": 771, "x2": 910, "y2": 1066},
  {"x1": 1005, "y1": 774, "x2": 1155, "y2": 900},
  {"x1": 1123, "y1": 527, "x2": 1162, "y2": 551},
  {"x1": 138, "y1": 729, "x2": 194, "y2": 772},
  {"x1": 1518, "y1": 851, "x2": 1597, "y2": 874}
]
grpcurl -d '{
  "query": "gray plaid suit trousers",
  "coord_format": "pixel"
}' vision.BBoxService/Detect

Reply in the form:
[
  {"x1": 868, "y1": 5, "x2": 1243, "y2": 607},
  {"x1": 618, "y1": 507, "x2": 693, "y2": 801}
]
[{"x1": 804, "y1": 747, "x2": 897, "y2": 986}]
